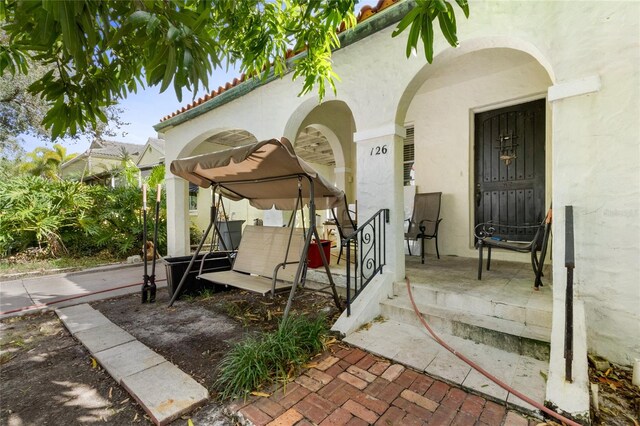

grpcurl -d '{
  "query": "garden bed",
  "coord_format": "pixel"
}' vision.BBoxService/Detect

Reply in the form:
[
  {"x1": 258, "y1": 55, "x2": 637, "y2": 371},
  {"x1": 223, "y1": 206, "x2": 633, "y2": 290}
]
[{"x1": 1, "y1": 286, "x2": 339, "y2": 425}]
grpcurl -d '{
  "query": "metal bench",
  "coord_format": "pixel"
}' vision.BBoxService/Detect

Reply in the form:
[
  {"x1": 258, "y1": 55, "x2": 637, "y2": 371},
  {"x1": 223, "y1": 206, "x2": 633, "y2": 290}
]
[{"x1": 475, "y1": 207, "x2": 552, "y2": 288}]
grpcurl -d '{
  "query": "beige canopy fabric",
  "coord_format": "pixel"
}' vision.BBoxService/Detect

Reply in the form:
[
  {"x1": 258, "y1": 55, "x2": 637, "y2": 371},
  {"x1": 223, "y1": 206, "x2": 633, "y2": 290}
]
[{"x1": 170, "y1": 138, "x2": 344, "y2": 210}]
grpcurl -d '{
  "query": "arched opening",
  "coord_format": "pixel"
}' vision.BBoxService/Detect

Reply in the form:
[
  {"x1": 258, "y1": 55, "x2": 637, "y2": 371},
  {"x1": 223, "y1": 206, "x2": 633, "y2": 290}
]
[
  {"x1": 396, "y1": 45, "x2": 554, "y2": 260},
  {"x1": 287, "y1": 100, "x2": 356, "y2": 200},
  {"x1": 179, "y1": 128, "x2": 260, "y2": 236},
  {"x1": 282, "y1": 100, "x2": 356, "y2": 254}
]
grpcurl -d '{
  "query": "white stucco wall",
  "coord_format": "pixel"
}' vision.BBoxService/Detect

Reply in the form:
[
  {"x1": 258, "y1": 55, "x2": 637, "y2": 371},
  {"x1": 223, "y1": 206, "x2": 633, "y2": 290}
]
[
  {"x1": 159, "y1": 1, "x2": 640, "y2": 368},
  {"x1": 546, "y1": 2, "x2": 640, "y2": 365}
]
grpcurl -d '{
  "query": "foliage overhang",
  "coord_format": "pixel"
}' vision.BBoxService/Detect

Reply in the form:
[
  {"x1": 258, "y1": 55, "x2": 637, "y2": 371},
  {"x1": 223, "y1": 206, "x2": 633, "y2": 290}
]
[{"x1": 0, "y1": 0, "x2": 468, "y2": 140}]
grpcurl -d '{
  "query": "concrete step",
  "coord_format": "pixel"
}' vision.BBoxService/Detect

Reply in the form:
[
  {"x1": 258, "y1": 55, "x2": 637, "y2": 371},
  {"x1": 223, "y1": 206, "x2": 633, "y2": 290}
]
[
  {"x1": 305, "y1": 266, "x2": 348, "y2": 289},
  {"x1": 380, "y1": 294, "x2": 550, "y2": 361},
  {"x1": 56, "y1": 304, "x2": 208, "y2": 426},
  {"x1": 344, "y1": 319, "x2": 548, "y2": 416},
  {"x1": 393, "y1": 281, "x2": 552, "y2": 329}
]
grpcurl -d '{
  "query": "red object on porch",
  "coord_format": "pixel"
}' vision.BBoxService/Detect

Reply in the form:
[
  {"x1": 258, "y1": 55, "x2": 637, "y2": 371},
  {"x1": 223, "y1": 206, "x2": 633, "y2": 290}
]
[{"x1": 307, "y1": 240, "x2": 331, "y2": 268}]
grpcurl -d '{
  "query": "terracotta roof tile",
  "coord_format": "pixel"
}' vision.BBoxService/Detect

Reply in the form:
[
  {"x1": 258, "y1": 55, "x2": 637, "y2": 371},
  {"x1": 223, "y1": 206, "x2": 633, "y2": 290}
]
[
  {"x1": 359, "y1": 5, "x2": 375, "y2": 20},
  {"x1": 159, "y1": 0, "x2": 400, "y2": 123}
]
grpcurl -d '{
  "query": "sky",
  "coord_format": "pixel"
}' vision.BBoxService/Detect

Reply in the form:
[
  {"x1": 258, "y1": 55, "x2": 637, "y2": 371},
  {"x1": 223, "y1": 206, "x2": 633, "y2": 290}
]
[
  {"x1": 18, "y1": 0, "x2": 380, "y2": 156},
  {"x1": 18, "y1": 67, "x2": 237, "y2": 155}
]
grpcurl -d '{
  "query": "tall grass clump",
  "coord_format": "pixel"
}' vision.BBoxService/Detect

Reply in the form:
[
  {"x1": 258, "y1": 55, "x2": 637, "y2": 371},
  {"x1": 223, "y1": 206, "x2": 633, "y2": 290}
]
[{"x1": 215, "y1": 314, "x2": 329, "y2": 400}]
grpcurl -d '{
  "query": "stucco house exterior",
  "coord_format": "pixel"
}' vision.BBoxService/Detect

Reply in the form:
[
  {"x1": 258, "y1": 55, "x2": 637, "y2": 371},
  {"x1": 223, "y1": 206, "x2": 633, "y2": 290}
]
[
  {"x1": 60, "y1": 138, "x2": 143, "y2": 184},
  {"x1": 153, "y1": 0, "x2": 639, "y2": 420},
  {"x1": 136, "y1": 137, "x2": 165, "y2": 173}
]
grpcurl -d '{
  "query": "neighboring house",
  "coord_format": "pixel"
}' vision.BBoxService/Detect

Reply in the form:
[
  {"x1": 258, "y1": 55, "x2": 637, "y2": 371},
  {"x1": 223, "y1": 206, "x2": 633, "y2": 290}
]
[
  {"x1": 153, "y1": 0, "x2": 639, "y2": 420},
  {"x1": 60, "y1": 139, "x2": 144, "y2": 185},
  {"x1": 136, "y1": 137, "x2": 165, "y2": 174}
]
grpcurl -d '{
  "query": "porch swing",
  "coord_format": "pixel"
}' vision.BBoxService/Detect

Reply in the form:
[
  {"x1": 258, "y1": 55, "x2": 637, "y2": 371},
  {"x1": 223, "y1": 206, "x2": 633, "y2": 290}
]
[{"x1": 167, "y1": 137, "x2": 344, "y2": 320}]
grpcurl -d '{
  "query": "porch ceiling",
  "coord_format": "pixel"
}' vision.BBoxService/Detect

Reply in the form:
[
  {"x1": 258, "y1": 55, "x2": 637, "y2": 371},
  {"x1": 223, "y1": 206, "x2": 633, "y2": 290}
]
[
  {"x1": 295, "y1": 127, "x2": 335, "y2": 166},
  {"x1": 203, "y1": 129, "x2": 256, "y2": 147}
]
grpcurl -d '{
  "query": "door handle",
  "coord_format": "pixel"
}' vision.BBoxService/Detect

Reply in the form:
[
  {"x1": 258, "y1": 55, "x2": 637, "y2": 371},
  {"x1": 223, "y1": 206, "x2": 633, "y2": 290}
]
[{"x1": 475, "y1": 190, "x2": 482, "y2": 207}]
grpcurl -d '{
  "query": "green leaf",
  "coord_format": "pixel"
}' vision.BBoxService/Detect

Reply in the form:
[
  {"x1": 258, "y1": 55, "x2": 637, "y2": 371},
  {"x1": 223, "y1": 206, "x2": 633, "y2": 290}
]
[
  {"x1": 434, "y1": 0, "x2": 447, "y2": 12},
  {"x1": 437, "y1": 3, "x2": 458, "y2": 47},
  {"x1": 127, "y1": 10, "x2": 151, "y2": 26},
  {"x1": 167, "y1": 25, "x2": 180, "y2": 42},
  {"x1": 455, "y1": 0, "x2": 470, "y2": 18},
  {"x1": 392, "y1": 7, "x2": 421, "y2": 38},
  {"x1": 59, "y1": 2, "x2": 80, "y2": 59},
  {"x1": 421, "y1": 12, "x2": 434, "y2": 63},
  {"x1": 160, "y1": 48, "x2": 177, "y2": 95},
  {"x1": 406, "y1": 12, "x2": 423, "y2": 58},
  {"x1": 146, "y1": 14, "x2": 161, "y2": 35}
]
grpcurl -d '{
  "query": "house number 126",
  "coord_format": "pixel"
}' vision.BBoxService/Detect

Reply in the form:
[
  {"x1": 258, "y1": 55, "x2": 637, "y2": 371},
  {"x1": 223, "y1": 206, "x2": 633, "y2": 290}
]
[{"x1": 370, "y1": 145, "x2": 388, "y2": 156}]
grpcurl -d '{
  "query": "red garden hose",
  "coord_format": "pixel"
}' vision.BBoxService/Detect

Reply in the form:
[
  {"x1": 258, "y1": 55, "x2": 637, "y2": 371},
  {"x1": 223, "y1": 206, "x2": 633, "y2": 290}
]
[
  {"x1": 405, "y1": 276, "x2": 582, "y2": 426},
  {"x1": 0, "y1": 278, "x2": 167, "y2": 316}
]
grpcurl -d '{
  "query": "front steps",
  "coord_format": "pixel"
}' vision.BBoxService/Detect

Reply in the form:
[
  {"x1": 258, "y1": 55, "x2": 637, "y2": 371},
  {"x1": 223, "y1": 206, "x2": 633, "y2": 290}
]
[
  {"x1": 340, "y1": 256, "x2": 554, "y2": 415},
  {"x1": 381, "y1": 281, "x2": 552, "y2": 360},
  {"x1": 344, "y1": 319, "x2": 548, "y2": 414}
]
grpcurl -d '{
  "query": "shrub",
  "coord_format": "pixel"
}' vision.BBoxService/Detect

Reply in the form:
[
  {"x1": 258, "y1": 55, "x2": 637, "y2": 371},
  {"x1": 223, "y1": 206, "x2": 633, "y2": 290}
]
[
  {"x1": 0, "y1": 176, "x2": 93, "y2": 255},
  {"x1": 0, "y1": 174, "x2": 166, "y2": 257},
  {"x1": 215, "y1": 315, "x2": 329, "y2": 400}
]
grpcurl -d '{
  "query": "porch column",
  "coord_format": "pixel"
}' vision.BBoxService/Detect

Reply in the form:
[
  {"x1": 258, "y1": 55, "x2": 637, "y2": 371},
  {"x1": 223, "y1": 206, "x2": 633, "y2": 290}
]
[
  {"x1": 333, "y1": 166, "x2": 350, "y2": 194},
  {"x1": 354, "y1": 124, "x2": 406, "y2": 281},
  {"x1": 166, "y1": 175, "x2": 190, "y2": 256}
]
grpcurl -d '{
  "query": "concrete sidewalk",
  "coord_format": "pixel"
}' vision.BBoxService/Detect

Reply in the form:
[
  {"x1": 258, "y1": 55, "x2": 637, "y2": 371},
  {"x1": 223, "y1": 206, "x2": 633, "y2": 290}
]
[
  {"x1": 56, "y1": 303, "x2": 208, "y2": 425},
  {"x1": 0, "y1": 263, "x2": 167, "y2": 319}
]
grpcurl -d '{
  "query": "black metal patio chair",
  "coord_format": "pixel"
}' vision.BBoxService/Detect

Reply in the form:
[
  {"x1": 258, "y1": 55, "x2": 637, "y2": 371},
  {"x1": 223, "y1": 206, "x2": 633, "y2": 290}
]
[
  {"x1": 331, "y1": 196, "x2": 357, "y2": 264},
  {"x1": 475, "y1": 207, "x2": 552, "y2": 289},
  {"x1": 405, "y1": 192, "x2": 443, "y2": 264}
]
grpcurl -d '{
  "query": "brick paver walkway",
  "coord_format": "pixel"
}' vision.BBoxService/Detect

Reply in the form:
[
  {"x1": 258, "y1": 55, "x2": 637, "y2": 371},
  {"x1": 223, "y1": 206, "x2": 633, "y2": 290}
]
[{"x1": 234, "y1": 345, "x2": 538, "y2": 425}]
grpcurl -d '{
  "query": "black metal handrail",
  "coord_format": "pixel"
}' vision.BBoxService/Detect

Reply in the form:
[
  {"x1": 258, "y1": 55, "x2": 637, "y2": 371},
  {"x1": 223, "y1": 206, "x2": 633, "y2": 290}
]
[
  {"x1": 564, "y1": 205, "x2": 575, "y2": 382},
  {"x1": 344, "y1": 209, "x2": 389, "y2": 316}
]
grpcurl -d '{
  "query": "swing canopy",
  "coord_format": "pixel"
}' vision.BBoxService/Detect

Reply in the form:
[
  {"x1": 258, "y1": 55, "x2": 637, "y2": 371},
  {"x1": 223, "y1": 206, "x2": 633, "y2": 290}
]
[{"x1": 170, "y1": 137, "x2": 344, "y2": 210}]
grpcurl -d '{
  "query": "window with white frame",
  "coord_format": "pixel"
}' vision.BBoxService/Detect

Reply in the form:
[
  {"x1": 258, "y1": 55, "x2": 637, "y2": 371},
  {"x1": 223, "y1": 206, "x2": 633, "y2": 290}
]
[
  {"x1": 188, "y1": 183, "x2": 198, "y2": 211},
  {"x1": 404, "y1": 125, "x2": 415, "y2": 186}
]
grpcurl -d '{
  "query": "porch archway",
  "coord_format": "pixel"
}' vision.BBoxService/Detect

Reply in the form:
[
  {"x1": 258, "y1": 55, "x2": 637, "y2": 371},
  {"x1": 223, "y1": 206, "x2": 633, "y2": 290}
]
[
  {"x1": 395, "y1": 39, "x2": 554, "y2": 260},
  {"x1": 285, "y1": 100, "x2": 357, "y2": 202}
]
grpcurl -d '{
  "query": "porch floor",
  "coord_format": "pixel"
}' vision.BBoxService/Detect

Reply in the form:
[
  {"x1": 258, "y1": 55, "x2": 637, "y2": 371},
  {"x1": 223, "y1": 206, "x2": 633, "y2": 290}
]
[
  {"x1": 308, "y1": 251, "x2": 553, "y2": 314},
  {"x1": 403, "y1": 254, "x2": 553, "y2": 314}
]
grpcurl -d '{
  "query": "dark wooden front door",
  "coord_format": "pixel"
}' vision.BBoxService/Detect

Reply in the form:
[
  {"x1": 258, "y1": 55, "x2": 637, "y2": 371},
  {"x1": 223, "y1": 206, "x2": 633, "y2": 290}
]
[{"x1": 474, "y1": 99, "x2": 546, "y2": 241}]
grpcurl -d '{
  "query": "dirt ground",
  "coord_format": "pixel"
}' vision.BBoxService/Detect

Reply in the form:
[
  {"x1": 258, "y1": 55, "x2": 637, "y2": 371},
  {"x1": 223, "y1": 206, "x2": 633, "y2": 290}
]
[
  {"x1": 0, "y1": 285, "x2": 340, "y2": 426},
  {"x1": 0, "y1": 312, "x2": 146, "y2": 425},
  {"x1": 588, "y1": 362, "x2": 640, "y2": 426},
  {"x1": 2, "y1": 282, "x2": 639, "y2": 426},
  {"x1": 91, "y1": 287, "x2": 340, "y2": 402}
]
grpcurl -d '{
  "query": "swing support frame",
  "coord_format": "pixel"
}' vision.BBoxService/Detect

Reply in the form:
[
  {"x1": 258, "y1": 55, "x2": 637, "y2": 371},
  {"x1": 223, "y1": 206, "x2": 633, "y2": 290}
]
[{"x1": 167, "y1": 138, "x2": 345, "y2": 319}]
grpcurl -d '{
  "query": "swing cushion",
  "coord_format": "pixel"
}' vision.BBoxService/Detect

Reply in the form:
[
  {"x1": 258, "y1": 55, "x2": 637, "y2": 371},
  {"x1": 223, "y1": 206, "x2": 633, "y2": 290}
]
[{"x1": 198, "y1": 226, "x2": 305, "y2": 295}]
